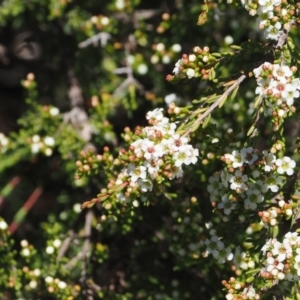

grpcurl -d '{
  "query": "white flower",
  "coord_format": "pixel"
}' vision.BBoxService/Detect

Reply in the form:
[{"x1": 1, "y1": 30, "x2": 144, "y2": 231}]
[
  {"x1": 44, "y1": 136, "x2": 55, "y2": 147},
  {"x1": 146, "y1": 108, "x2": 164, "y2": 122},
  {"x1": 272, "y1": 65, "x2": 293, "y2": 81},
  {"x1": 0, "y1": 133, "x2": 9, "y2": 147},
  {"x1": 101, "y1": 16, "x2": 110, "y2": 26},
  {"x1": 263, "y1": 174, "x2": 282, "y2": 192},
  {"x1": 46, "y1": 246, "x2": 55, "y2": 254},
  {"x1": 276, "y1": 157, "x2": 296, "y2": 175},
  {"x1": 137, "y1": 64, "x2": 148, "y2": 75},
  {"x1": 265, "y1": 23, "x2": 282, "y2": 40},
  {"x1": 21, "y1": 239, "x2": 29, "y2": 247},
  {"x1": 172, "y1": 44, "x2": 182, "y2": 52},
  {"x1": 49, "y1": 107, "x2": 60, "y2": 116},
  {"x1": 128, "y1": 164, "x2": 147, "y2": 182},
  {"x1": 217, "y1": 247, "x2": 233, "y2": 264},
  {"x1": 0, "y1": 220, "x2": 8, "y2": 230},
  {"x1": 45, "y1": 148, "x2": 53, "y2": 156},
  {"x1": 45, "y1": 276, "x2": 53, "y2": 283},
  {"x1": 172, "y1": 145, "x2": 197, "y2": 167},
  {"x1": 241, "y1": 147, "x2": 258, "y2": 165},
  {"x1": 283, "y1": 232, "x2": 300, "y2": 246},
  {"x1": 53, "y1": 239, "x2": 61, "y2": 248},
  {"x1": 188, "y1": 54, "x2": 197, "y2": 62},
  {"x1": 173, "y1": 59, "x2": 183, "y2": 74},
  {"x1": 29, "y1": 280, "x2": 38, "y2": 289},
  {"x1": 58, "y1": 281, "x2": 67, "y2": 289},
  {"x1": 138, "y1": 178, "x2": 153, "y2": 192},
  {"x1": 32, "y1": 135, "x2": 40, "y2": 143},
  {"x1": 156, "y1": 43, "x2": 165, "y2": 52},
  {"x1": 186, "y1": 68, "x2": 195, "y2": 79},
  {"x1": 22, "y1": 248, "x2": 30, "y2": 257},
  {"x1": 225, "y1": 150, "x2": 244, "y2": 168},
  {"x1": 205, "y1": 235, "x2": 224, "y2": 258},
  {"x1": 262, "y1": 150, "x2": 276, "y2": 172},
  {"x1": 164, "y1": 93, "x2": 178, "y2": 105},
  {"x1": 229, "y1": 170, "x2": 248, "y2": 191},
  {"x1": 217, "y1": 195, "x2": 236, "y2": 215},
  {"x1": 271, "y1": 241, "x2": 291, "y2": 262}
]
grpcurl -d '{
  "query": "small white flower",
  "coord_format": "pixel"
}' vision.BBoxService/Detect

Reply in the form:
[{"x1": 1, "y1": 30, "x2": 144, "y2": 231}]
[
  {"x1": 58, "y1": 281, "x2": 67, "y2": 289},
  {"x1": 188, "y1": 54, "x2": 197, "y2": 62},
  {"x1": 53, "y1": 239, "x2": 61, "y2": 248},
  {"x1": 217, "y1": 195, "x2": 236, "y2": 215},
  {"x1": 264, "y1": 174, "x2": 282, "y2": 192},
  {"x1": 45, "y1": 276, "x2": 53, "y2": 283},
  {"x1": 29, "y1": 280, "x2": 37, "y2": 289},
  {"x1": 229, "y1": 170, "x2": 248, "y2": 191},
  {"x1": 173, "y1": 59, "x2": 183, "y2": 74},
  {"x1": 186, "y1": 68, "x2": 195, "y2": 79},
  {"x1": 138, "y1": 178, "x2": 153, "y2": 192},
  {"x1": 276, "y1": 157, "x2": 296, "y2": 175},
  {"x1": 137, "y1": 64, "x2": 148, "y2": 75},
  {"x1": 45, "y1": 148, "x2": 53, "y2": 156},
  {"x1": 172, "y1": 44, "x2": 182, "y2": 52},
  {"x1": 0, "y1": 220, "x2": 8, "y2": 230},
  {"x1": 33, "y1": 269, "x2": 41, "y2": 276},
  {"x1": 46, "y1": 246, "x2": 55, "y2": 254},
  {"x1": 162, "y1": 55, "x2": 171, "y2": 64},
  {"x1": 225, "y1": 150, "x2": 244, "y2": 168},
  {"x1": 20, "y1": 240, "x2": 29, "y2": 247},
  {"x1": 73, "y1": 203, "x2": 81, "y2": 213},
  {"x1": 128, "y1": 164, "x2": 147, "y2": 182},
  {"x1": 22, "y1": 248, "x2": 30, "y2": 257},
  {"x1": 241, "y1": 147, "x2": 258, "y2": 165},
  {"x1": 44, "y1": 136, "x2": 55, "y2": 147},
  {"x1": 156, "y1": 43, "x2": 165, "y2": 52},
  {"x1": 32, "y1": 135, "x2": 40, "y2": 143},
  {"x1": 101, "y1": 16, "x2": 110, "y2": 26}
]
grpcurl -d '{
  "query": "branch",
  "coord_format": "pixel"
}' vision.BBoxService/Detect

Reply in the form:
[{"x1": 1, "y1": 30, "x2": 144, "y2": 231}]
[
  {"x1": 78, "y1": 32, "x2": 111, "y2": 48},
  {"x1": 183, "y1": 74, "x2": 246, "y2": 137},
  {"x1": 64, "y1": 210, "x2": 93, "y2": 270}
]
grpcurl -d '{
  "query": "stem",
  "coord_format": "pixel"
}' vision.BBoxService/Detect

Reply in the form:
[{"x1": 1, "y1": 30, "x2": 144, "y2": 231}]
[{"x1": 183, "y1": 74, "x2": 246, "y2": 137}]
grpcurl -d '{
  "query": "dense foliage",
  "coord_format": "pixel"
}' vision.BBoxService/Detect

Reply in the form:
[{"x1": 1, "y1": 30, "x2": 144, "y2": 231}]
[{"x1": 1, "y1": 0, "x2": 300, "y2": 299}]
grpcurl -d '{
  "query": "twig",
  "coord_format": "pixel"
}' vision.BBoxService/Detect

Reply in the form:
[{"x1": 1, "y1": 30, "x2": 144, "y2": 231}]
[
  {"x1": 8, "y1": 186, "x2": 43, "y2": 234},
  {"x1": 0, "y1": 176, "x2": 21, "y2": 208},
  {"x1": 183, "y1": 74, "x2": 246, "y2": 137},
  {"x1": 274, "y1": 21, "x2": 295, "y2": 49},
  {"x1": 78, "y1": 32, "x2": 111, "y2": 48},
  {"x1": 112, "y1": 35, "x2": 144, "y2": 98},
  {"x1": 64, "y1": 210, "x2": 93, "y2": 270},
  {"x1": 56, "y1": 230, "x2": 75, "y2": 262}
]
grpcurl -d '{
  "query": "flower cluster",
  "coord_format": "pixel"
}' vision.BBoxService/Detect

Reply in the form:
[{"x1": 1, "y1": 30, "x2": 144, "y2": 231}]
[
  {"x1": 241, "y1": 0, "x2": 298, "y2": 40},
  {"x1": 208, "y1": 147, "x2": 296, "y2": 216},
  {"x1": 31, "y1": 135, "x2": 56, "y2": 156},
  {"x1": 115, "y1": 108, "x2": 199, "y2": 202},
  {"x1": 223, "y1": 277, "x2": 259, "y2": 300},
  {"x1": 167, "y1": 46, "x2": 217, "y2": 81},
  {"x1": 253, "y1": 62, "x2": 300, "y2": 129},
  {"x1": 260, "y1": 231, "x2": 300, "y2": 281},
  {"x1": 151, "y1": 42, "x2": 182, "y2": 65}
]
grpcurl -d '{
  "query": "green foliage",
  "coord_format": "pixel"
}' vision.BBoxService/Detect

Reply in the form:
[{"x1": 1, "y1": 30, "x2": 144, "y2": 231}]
[{"x1": 1, "y1": 0, "x2": 300, "y2": 299}]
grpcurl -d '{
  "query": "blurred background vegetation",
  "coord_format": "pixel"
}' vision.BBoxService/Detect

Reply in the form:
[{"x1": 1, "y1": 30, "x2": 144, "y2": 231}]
[{"x1": 0, "y1": 0, "x2": 293, "y2": 299}]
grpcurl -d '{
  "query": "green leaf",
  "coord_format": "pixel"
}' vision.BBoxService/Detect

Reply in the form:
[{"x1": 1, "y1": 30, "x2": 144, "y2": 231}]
[
  {"x1": 202, "y1": 114, "x2": 211, "y2": 128},
  {"x1": 254, "y1": 95, "x2": 262, "y2": 108},
  {"x1": 247, "y1": 124, "x2": 256, "y2": 137},
  {"x1": 218, "y1": 95, "x2": 227, "y2": 108},
  {"x1": 229, "y1": 85, "x2": 239, "y2": 102}
]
